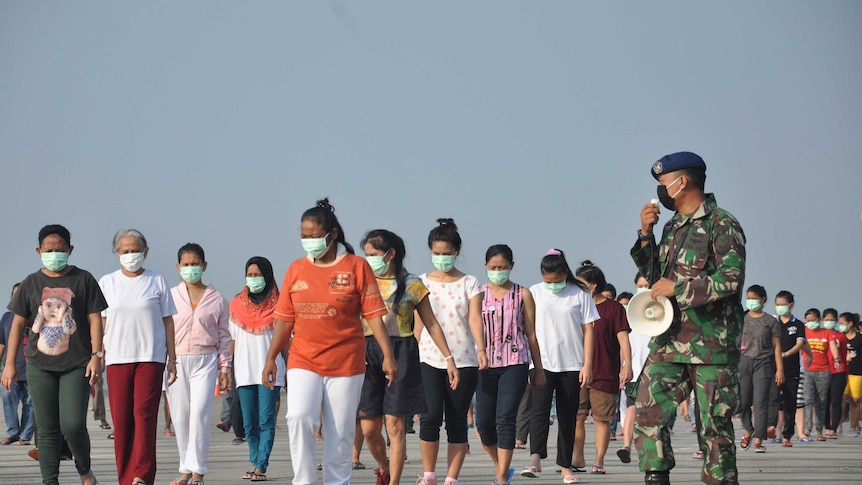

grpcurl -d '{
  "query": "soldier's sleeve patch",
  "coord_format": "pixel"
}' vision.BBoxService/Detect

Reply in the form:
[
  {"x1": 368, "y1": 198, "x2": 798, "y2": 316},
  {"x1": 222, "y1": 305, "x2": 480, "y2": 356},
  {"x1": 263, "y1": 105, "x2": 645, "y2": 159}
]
[{"x1": 714, "y1": 232, "x2": 731, "y2": 254}]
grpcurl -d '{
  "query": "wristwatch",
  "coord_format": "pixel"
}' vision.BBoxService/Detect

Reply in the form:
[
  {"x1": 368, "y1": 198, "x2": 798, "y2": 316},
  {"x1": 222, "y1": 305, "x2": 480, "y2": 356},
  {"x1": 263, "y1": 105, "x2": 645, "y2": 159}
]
[
  {"x1": 91, "y1": 351, "x2": 103, "y2": 358},
  {"x1": 637, "y1": 229, "x2": 653, "y2": 241}
]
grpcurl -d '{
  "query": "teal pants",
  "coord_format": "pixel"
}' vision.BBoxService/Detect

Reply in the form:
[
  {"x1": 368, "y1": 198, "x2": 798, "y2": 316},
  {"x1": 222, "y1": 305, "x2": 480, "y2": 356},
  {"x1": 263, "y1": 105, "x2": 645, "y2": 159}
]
[{"x1": 27, "y1": 364, "x2": 91, "y2": 484}]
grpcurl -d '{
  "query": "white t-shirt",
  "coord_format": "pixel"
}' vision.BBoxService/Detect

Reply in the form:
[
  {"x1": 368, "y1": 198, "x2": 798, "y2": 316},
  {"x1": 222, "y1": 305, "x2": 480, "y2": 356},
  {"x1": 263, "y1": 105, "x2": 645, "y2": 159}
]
[
  {"x1": 229, "y1": 320, "x2": 286, "y2": 388},
  {"x1": 418, "y1": 274, "x2": 482, "y2": 369},
  {"x1": 629, "y1": 329, "x2": 652, "y2": 378},
  {"x1": 99, "y1": 269, "x2": 177, "y2": 366},
  {"x1": 529, "y1": 282, "x2": 599, "y2": 373}
]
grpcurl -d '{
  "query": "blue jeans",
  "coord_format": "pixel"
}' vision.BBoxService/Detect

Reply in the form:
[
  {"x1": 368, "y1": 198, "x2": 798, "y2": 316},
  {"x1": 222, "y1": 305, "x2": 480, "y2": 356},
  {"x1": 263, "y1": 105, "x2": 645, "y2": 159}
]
[
  {"x1": 2, "y1": 380, "x2": 34, "y2": 440},
  {"x1": 476, "y1": 364, "x2": 528, "y2": 450},
  {"x1": 237, "y1": 385, "x2": 280, "y2": 473}
]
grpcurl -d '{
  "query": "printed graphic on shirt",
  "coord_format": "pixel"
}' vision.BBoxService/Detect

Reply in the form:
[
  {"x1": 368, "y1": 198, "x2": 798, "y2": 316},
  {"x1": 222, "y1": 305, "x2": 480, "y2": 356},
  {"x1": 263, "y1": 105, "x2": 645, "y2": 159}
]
[
  {"x1": 329, "y1": 272, "x2": 355, "y2": 294},
  {"x1": 808, "y1": 337, "x2": 827, "y2": 353},
  {"x1": 31, "y1": 287, "x2": 77, "y2": 356}
]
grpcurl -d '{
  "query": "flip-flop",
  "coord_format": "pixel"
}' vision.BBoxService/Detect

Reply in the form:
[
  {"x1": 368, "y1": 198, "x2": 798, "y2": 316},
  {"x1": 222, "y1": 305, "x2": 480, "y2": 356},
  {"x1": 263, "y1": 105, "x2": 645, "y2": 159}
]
[
  {"x1": 169, "y1": 478, "x2": 189, "y2": 485},
  {"x1": 570, "y1": 466, "x2": 587, "y2": 473},
  {"x1": 250, "y1": 473, "x2": 267, "y2": 482},
  {"x1": 507, "y1": 467, "x2": 515, "y2": 484},
  {"x1": 100, "y1": 422, "x2": 112, "y2": 430},
  {"x1": 562, "y1": 474, "x2": 580, "y2": 484},
  {"x1": 740, "y1": 435, "x2": 751, "y2": 450},
  {"x1": 616, "y1": 447, "x2": 631, "y2": 464},
  {"x1": 590, "y1": 466, "x2": 606, "y2": 475},
  {"x1": 242, "y1": 470, "x2": 255, "y2": 480},
  {"x1": 352, "y1": 461, "x2": 366, "y2": 470},
  {"x1": 520, "y1": 466, "x2": 540, "y2": 478}
]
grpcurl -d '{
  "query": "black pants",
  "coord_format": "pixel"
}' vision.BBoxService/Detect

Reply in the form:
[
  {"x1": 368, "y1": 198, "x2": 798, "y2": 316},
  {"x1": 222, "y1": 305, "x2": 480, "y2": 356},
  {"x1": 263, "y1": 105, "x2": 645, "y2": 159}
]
[
  {"x1": 527, "y1": 369, "x2": 580, "y2": 467},
  {"x1": 826, "y1": 372, "x2": 848, "y2": 431},
  {"x1": 774, "y1": 372, "x2": 800, "y2": 440},
  {"x1": 419, "y1": 364, "x2": 478, "y2": 443}
]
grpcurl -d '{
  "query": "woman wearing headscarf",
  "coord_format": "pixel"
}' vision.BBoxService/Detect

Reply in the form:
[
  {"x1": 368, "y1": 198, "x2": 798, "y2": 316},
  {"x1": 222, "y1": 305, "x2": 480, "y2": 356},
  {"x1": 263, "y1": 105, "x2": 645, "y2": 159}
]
[{"x1": 229, "y1": 256, "x2": 285, "y2": 482}]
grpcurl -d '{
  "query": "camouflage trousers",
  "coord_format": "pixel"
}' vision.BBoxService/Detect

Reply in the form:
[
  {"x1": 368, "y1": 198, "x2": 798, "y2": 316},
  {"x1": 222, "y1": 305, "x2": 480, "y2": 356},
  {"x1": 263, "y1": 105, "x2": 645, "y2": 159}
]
[{"x1": 632, "y1": 356, "x2": 739, "y2": 485}]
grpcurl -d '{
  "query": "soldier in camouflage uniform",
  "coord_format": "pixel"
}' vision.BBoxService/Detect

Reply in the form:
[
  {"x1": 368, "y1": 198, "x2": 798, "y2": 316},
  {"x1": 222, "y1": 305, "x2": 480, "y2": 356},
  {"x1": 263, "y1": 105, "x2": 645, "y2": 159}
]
[{"x1": 629, "y1": 152, "x2": 746, "y2": 485}]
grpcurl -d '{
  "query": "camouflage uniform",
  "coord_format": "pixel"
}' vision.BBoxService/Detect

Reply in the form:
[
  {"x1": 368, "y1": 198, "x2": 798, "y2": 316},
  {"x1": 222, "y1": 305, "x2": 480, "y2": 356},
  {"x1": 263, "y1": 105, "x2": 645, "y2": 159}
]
[{"x1": 630, "y1": 193, "x2": 746, "y2": 485}]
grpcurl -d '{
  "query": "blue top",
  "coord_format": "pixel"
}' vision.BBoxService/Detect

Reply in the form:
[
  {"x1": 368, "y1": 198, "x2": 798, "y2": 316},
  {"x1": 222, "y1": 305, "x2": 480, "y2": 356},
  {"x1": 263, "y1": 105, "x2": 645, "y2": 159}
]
[{"x1": 0, "y1": 311, "x2": 27, "y2": 380}]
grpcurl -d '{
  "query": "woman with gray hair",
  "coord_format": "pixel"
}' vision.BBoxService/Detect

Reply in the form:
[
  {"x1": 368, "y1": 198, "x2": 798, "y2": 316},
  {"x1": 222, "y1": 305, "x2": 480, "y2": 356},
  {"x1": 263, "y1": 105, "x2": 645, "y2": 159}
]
[{"x1": 99, "y1": 229, "x2": 178, "y2": 485}]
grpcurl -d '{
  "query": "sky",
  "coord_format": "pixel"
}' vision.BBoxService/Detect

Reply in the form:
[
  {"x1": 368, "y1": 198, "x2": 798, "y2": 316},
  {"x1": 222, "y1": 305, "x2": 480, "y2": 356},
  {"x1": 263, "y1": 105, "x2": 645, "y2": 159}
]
[{"x1": 1, "y1": 1, "x2": 860, "y2": 315}]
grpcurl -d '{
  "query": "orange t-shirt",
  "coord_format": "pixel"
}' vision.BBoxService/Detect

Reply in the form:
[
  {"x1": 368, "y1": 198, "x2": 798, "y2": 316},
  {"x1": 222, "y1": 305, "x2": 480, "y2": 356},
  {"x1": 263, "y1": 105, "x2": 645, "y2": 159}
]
[{"x1": 274, "y1": 253, "x2": 387, "y2": 376}]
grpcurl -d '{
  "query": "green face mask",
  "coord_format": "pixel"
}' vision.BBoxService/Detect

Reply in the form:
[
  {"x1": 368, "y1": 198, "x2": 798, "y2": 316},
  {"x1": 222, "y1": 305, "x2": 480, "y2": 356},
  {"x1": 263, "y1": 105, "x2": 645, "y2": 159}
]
[
  {"x1": 431, "y1": 255, "x2": 456, "y2": 273},
  {"x1": 746, "y1": 299, "x2": 763, "y2": 312},
  {"x1": 822, "y1": 320, "x2": 837, "y2": 330},
  {"x1": 636, "y1": 287, "x2": 650, "y2": 294},
  {"x1": 837, "y1": 324, "x2": 850, "y2": 333},
  {"x1": 180, "y1": 266, "x2": 203, "y2": 284},
  {"x1": 301, "y1": 233, "x2": 331, "y2": 259},
  {"x1": 246, "y1": 276, "x2": 266, "y2": 294},
  {"x1": 775, "y1": 305, "x2": 791, "y2": 317},
  {"x1": 544, "y1": 281, "x2": 566, "y2": 294},
  {"x1": 41, "y1": 251, "x2": 69, "y2": 272},
  {"x1": 487, "y1": 270, "x2": 510, "y2": 286},
  {"x1": 805, "y1": 321, "x2": 820, "y2": 330},
  {"x1": 366, "y1": 254, "x2": 391, "y2": 276}
]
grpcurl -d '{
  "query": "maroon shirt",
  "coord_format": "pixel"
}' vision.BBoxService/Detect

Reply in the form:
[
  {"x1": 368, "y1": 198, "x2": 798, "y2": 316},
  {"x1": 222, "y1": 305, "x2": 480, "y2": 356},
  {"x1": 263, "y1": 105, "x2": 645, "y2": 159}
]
[{"x1": 589, "y1": 299, "x2": 631, "y2": 394}]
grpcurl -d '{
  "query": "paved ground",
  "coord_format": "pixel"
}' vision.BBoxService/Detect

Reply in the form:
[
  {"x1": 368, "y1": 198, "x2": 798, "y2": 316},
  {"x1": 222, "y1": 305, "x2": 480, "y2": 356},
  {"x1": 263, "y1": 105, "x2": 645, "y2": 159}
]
[{"x1": 1, "y1": 394, "x2": 861, "y2": 484}]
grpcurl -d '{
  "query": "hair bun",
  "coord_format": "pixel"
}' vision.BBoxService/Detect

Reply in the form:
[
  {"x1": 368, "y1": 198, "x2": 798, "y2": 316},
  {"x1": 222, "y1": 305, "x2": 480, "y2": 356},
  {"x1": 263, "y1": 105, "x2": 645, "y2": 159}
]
[
  {"x1": 580, "y1": 259, "x2": 594, "y2": 268},
  {"x1": 315, "y1": 197, "x2": 334, "y2": 212},
  {"x1": 436, "y1": 218, "x2": 457, "y2": 230}
]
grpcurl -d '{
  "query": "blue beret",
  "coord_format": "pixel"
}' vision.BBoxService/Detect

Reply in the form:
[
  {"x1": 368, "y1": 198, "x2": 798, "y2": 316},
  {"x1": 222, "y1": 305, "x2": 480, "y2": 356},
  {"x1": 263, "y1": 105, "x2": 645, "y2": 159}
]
[{"x1": 651, "y1": 151, "x2": 707, "y2": 180}]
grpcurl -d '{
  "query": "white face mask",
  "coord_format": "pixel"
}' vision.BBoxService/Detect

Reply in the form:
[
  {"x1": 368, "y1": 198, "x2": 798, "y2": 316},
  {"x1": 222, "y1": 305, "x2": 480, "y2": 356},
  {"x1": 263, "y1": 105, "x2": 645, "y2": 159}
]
[{"x1": 119, "y1": 252, "x2": 145, "y2": 272}]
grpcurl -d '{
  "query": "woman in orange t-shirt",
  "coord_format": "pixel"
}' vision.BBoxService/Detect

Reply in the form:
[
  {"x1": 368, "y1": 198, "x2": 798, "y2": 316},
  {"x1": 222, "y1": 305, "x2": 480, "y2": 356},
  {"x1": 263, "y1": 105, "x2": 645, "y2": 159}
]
[{"x1": 263, "y1": 198, "x2": 397, "y2": 485}]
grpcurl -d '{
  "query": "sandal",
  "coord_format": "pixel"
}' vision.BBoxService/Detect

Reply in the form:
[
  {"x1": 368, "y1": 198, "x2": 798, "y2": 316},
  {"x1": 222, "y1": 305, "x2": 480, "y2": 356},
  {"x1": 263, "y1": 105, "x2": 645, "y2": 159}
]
[
  {"x1": 798, "y1": 436, "x2": 814, "y2": 443},
  {"x1": 18, "y1": 439, "x2": 31, "y2": 446},
  {"x1": 352, "y1": 461, "x2": 366, "y2": 470},
  {"x1": 816, "y1": 434, "x2": 827, "y2": 441},
  {"x1": 562, "y1": 474, "x2": 580, "y2": 484},
  {"x1": 740, "y1": 435, "x2": 751, "y2": 450},
  {"x1": 169, "y1": 478, "x2": 190, "y2": 485},
  {"x1": 242, "y1": 470, "x2": 256, "y2": 480},
  {"x1": 616, "y1": 446, "x2": 631, "y2": 464},
  {"x1": 520, "y1": 466, "x2": 541, "y2": 478},
  {"x1": 766, "y1": 426, "x2": 776, "y2": 439},
  {"x1": 782, "y1": 439, "x2": 793, "y2": 447},
  {"x1": 514, "y1": 440, "x2": 526, "y2": 449},
  {"x1": 590, "y1": 465, "x2": 606, "y2": 475},
  {"x1": 100, "y1": 422, "x2": 112, "y2": 430},
  {"x1": 570, "y1": 466, "x2": 586, "y2": 473},
  {"x1": 165, "y1": 429, "x2": 176, "y2": 437},
  {"x1": 250, "y1": 473, "x2": 268, "y2": 482},
  {"x1": 189, "y1": 479, "x2": 204, "y2": 485},
  {"x1": 692, "y1": 450, "x2": 704, "y2": 459},
  {"x1": 81, "y1": 469, "x2": 99, "y2": 485}
]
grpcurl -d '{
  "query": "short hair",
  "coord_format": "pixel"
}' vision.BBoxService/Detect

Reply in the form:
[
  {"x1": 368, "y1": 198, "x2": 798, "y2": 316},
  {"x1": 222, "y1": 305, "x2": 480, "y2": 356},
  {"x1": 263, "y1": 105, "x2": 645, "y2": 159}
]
[
  {"x1": 682, "y1": 168, "x2": 706, "y2": 192},
  {"x1": 775, "y1": 290, "x2": 794, "y2": 303},
  {"x1": 603, "y1": 283, "x2": 617, "y2": 299},
  {"x1": 747, "y1": 284, "x2": 767, "y2": 300},
  {"x1": 38, "y1": 224, "x2": 71, "y2": 248},
  {"x1": 617, "y1": 291, "x2": 634, "y2": 302},
  {"x1": 178, "y1": 243, "x2": 205, "y2": 263},
  {"x1": 112, "y1": 229, "x2": 148, "y2": 253}
]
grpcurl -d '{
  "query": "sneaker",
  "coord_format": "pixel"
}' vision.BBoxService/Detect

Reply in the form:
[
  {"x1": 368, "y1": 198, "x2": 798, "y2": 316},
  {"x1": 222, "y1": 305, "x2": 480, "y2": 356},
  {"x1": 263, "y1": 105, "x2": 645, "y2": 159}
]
[
  {"x1": 216, "y1": 421, "x2": 230, "y2": 432},
  {"x1": 231, "y1": 437, "x2": 245, "y2": 445},
  {"x1": 848, "y1": 428, "x2": 860, "y2": 437},
  {"x1": 375, "y1": 468, "x2": 391, "y2": 485},
  {"x1": 754, "y1": 444, "x2": 766, "y2": 453},
  {"x1": 444, "y1": 478, "x2": 458, "y2": 485}
]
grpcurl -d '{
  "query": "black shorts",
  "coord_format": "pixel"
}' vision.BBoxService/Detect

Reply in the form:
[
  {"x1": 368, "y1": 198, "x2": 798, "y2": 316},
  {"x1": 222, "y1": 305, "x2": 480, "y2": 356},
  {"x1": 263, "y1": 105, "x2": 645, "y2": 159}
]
[
  {"x1": 358, "y1": 336, "x2": 427, "y2": 418},
  {"x1": 624, "y1": 382, "x2": 636, "y2": 408}
]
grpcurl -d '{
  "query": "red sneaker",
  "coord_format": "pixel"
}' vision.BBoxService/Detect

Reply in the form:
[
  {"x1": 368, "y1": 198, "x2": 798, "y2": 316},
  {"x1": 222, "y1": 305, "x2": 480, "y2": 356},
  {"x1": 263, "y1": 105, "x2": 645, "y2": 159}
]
[{"x1": 375, "y1": 468, "x2": 391, "y2": 485}]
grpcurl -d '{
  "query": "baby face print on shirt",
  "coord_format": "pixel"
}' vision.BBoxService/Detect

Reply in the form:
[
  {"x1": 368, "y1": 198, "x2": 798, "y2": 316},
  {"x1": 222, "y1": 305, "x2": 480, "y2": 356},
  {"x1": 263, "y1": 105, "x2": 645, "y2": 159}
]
[{"x1": 31, "y1": 287, "x2": 77, "y2": 356}]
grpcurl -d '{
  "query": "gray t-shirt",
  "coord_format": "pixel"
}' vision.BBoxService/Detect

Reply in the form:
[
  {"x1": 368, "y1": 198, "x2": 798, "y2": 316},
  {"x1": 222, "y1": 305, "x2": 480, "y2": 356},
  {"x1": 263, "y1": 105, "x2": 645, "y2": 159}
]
[{"x1": 741, "y1": 312, "x2": 780, "y2": 360}]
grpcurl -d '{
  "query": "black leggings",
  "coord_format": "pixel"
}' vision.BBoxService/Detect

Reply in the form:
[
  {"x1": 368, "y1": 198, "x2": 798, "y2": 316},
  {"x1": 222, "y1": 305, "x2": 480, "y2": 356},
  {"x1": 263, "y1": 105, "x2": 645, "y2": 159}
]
[
  {"x1": 826, "y1": 372, "x2": 848, "y2": 431},
  {"x1": 419, "y1": 364, "x2": 478, "y2": 443},
  {"x1": 527, "y1": 369, "x2": 581, "y2": 467}
]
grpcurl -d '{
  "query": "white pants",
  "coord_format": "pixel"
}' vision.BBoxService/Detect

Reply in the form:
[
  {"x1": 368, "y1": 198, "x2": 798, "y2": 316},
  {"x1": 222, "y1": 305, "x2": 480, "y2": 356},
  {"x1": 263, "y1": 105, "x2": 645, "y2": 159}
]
[
  {"x1": 287, "y1": 368, "x2": 364, "y2": 485},
  {"x1": 167, "y1": 352, "x2": 219, "y2": 475}
]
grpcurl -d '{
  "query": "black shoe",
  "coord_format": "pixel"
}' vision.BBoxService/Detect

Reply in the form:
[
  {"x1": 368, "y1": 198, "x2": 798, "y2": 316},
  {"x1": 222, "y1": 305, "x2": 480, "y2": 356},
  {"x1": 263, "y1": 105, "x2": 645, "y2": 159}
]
[{"x1": 645, "y1": 471, "x2": 670, "y2": 485}]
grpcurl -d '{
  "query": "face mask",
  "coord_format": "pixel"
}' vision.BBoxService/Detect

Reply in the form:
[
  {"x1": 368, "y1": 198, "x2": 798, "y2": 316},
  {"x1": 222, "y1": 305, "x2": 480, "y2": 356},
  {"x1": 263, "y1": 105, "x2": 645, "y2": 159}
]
[
  {"x1": 622, "y1": 304, "x2": 629, "y2": 311},
  {"x1": 544, "y1": 281, "x2": 566, "y2": 294},
  {"x1": 805, "y1": 321, "x2": 820, "y2": 330},
  {"x1": 746, "y1": 299, "x2": 763, "y2": 312},
  {"x1": 246, "y1": 276, "x2": 266, "y2": 294},
  {"x1": 775, "y1": 305, "x2": 791, "y2": 316},
  {"x1": 656, "y1": 176, "x2": 683, "y2": 211},
  {"x1": 180, "y1": 266, "x2": 203, "y2": 284},
  {"x1": 431, "y1": 255, "x2": 456, "y2": 273},
  {"x1": 822, "y1": 320, "x2": 837, "y2": 330},
  {"x1": 487, "y1": 270, "x2": 510, "y2": 286},
  {"x1": 837, "y1": 324, "x2": 850, "y2": 333},
  {"x1": 366, "y1": 253, "x2": 390, "y2": 276},
  {"x1": 301, "y1": 233, "x2": 331, "y2": 259},
  {"x1": 636, "y1": 287, "x2": 650, "y2": 294},
  {"x1": 41, "y1": 251, "x2": 69, "y2": 272},
  {"x1": 119, "y1": 252, "x2": 145, "y2": 272}
]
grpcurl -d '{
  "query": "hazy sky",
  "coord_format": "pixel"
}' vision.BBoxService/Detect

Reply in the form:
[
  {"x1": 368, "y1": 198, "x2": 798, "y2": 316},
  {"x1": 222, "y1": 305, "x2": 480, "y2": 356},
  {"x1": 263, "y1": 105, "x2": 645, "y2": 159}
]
[{"x1": 2, "y1": 1, "x2": 860, "y2": 315}]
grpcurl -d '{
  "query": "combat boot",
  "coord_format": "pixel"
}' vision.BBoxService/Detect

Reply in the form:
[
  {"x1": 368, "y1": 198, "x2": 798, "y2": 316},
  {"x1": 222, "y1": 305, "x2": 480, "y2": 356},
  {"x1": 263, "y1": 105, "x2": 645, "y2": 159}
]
[{"x1": 644, "y1": 470, "x2": 670, "y2": 485}]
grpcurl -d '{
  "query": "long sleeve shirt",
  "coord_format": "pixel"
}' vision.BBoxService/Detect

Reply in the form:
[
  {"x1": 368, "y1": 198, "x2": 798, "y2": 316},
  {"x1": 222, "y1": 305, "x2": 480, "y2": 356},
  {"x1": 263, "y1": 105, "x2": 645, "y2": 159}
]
[
  {"x1": 631, "y1": 193, "x2": 746, "y2": 365},
  {"x1": 170, "y1": 283, "x2": 231, "y2": 369}
]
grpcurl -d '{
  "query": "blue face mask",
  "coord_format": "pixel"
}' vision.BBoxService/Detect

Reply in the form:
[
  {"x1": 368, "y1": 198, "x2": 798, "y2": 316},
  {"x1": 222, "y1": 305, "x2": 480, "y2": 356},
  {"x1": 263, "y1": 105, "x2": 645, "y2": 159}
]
[
  {"x1": 246, "y1": 276, "x2": 266, "y2": 294},
  {"x1": 41, "y1": 251, "x2": 69, "y2": 272},
  {"x1": 544, "y1": 281, "x2": 566, "y2": 294},
  {"x1": 431, "y1": 255, "x2": 456, "y2": 273}
]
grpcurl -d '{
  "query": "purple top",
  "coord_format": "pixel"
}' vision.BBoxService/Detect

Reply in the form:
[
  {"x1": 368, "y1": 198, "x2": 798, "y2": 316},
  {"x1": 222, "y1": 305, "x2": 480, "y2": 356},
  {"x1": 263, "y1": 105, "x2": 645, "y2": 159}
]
[{"x1": 481, "y1": 283, "x2": 530, "y2": 368}]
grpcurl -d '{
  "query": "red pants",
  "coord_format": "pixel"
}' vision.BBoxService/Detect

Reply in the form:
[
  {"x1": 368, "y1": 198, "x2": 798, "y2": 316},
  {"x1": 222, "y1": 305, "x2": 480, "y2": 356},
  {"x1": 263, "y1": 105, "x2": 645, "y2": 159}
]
[{"x1": 107, "y1": 362, "x2": 164, "y2": 485}]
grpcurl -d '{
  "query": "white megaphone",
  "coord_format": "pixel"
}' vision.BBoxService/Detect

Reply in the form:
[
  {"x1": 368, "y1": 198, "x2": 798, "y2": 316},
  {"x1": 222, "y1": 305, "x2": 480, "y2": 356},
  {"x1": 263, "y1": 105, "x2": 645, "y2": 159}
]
[{"x1": 627, "y1": 290, "x2": 674, "y2": 337}]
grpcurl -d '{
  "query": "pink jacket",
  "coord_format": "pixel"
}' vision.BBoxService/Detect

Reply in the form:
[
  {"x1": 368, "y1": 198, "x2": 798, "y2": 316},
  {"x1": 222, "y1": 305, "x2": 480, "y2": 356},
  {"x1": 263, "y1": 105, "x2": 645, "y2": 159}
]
[{"x1": 170, "y1": 284, "x2": 231, "y2": 369}]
